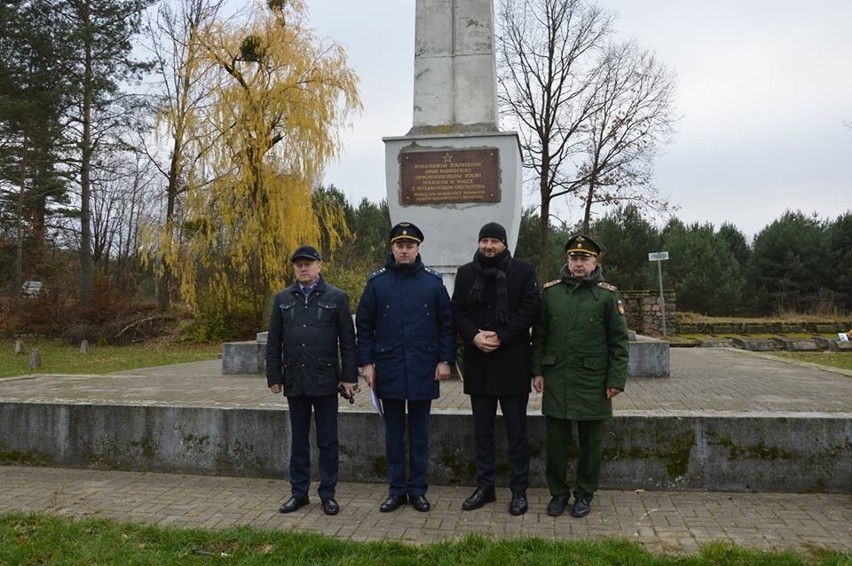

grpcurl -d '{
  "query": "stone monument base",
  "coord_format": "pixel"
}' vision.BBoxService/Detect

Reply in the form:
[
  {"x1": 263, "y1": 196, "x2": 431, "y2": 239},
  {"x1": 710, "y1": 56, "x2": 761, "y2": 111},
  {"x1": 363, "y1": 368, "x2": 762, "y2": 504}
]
[
  {"x1": 384, "y1": 131, "x2": 524, "y2": 296},
  {"x1": 628, "y1": 333, "x2": 671, "y2": 378},
  {"x1": 222, "y1": 332, "x2": 267, "y2": 375}
]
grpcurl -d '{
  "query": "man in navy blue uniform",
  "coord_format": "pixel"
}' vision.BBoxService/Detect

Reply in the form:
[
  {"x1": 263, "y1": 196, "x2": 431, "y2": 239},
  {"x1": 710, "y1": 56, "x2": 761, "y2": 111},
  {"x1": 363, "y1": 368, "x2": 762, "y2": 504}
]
[
  {"x1": 356, "y1": 222, "x2": 456, "y2": 513},
  {"x1": 266, "y1": 245, "x2": 359, "y2": 516}
]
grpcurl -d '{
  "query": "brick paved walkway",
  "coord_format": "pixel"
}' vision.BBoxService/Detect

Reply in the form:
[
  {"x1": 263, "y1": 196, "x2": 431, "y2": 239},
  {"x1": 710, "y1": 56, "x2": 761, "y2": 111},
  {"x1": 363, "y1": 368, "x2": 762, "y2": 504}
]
[{"x1": 1, "y1": 466, "x2": 850, "y2": 555}]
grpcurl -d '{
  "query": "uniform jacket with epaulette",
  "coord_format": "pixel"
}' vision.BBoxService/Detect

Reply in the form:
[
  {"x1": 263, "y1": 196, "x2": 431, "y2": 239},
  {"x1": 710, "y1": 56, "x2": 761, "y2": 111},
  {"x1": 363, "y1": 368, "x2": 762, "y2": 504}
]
[
  {"x1": 531, "y1": 265, "x2": 629, "y2": 420},
  {"x1": 265, "y1": 275, "x2": 358, "y2": 396},
  {"x1": 355, "y1": 253, "x2": 456, "y2": 401}
]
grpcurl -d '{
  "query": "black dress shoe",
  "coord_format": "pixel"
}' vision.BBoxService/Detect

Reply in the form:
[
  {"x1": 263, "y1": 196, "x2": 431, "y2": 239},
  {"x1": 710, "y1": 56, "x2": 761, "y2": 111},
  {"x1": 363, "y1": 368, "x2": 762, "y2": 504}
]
[
  {"x1": 409, "y1": 494, "x2": 431, "y2": 512},
  {"x1": 571, "y1": 496, "x2": 591, "y2": 518},
  {"x1": 509, "y1": 491, "x2": 528, "y2": 516},
  {"x1": 462, "y1": 486, "x2": 496, "y2": 511},
  {"x1": 279, "y1": 494, "x2": 309, "y2": 514},
  {"x1": 379, "y1": 494, "x2": 408, "y2": 513},
  {"x1": 321, "y1": 497, "x2": 339, "y2": 516},
  {"x1": 546, "y1": 495, "x2": 568, "y2": 517}
]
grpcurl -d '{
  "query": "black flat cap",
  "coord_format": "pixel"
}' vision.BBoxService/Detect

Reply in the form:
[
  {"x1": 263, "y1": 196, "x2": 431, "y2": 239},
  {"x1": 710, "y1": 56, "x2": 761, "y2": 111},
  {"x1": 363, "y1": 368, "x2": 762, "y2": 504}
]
[{"x1": 290, "y1": 245, "x2": 321, "y2": 262}]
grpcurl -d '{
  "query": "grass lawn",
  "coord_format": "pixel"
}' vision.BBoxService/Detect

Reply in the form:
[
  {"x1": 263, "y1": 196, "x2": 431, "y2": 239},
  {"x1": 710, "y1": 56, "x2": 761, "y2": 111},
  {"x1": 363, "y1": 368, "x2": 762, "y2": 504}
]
[
  {"x1": 763, "y1": 351, "x2": 852, "y2": 372},
  {"x1": 1, "y1": 513, "x2": 846, "y2": 565},
  {"x1": 0, "y1": 339, "x2": 221, "y2": 378}
]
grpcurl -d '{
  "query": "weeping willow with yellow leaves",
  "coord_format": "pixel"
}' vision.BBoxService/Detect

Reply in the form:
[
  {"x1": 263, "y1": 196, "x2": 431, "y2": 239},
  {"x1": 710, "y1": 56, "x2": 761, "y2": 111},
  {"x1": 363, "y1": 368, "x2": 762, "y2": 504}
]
[{"x1": 162, "y1": 0, "x2": 361, "y2": 329}]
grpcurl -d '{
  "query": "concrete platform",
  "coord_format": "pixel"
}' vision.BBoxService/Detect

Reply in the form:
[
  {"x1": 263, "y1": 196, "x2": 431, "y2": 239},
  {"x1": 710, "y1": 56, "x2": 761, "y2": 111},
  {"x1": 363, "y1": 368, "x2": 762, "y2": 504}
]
[{"x1": 0, "y1": 349, "x2": 849, "y2": 494}]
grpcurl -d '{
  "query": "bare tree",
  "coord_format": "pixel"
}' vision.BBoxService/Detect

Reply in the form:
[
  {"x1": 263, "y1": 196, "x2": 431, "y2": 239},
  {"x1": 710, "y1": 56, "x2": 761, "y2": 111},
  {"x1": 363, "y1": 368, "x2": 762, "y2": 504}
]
[
  {"x1": 89, "y1": 149, "x2": 158, "y2": 286},
  {"x1": 576, "y1": 40, "x2": 677, "y2": 231},
  {"x1": 497, "y1": 0, "x2": 677, "y2": 276}
]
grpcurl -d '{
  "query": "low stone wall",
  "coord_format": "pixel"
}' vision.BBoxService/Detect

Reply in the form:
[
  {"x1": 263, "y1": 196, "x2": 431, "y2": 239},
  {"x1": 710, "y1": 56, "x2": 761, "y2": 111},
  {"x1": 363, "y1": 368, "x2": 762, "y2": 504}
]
[
  {"x1": 677, "y1": 321, "x2": 852, "y2": 335},
  {"x1": 1, "y1": 402, "x2": 847, "y2": 493},
  {"x1": 718, "y1": 335, "x2": 852, "y2": 352},
  {"x1": 620, "y1": 290, "x2": 677, "y2": 337}
]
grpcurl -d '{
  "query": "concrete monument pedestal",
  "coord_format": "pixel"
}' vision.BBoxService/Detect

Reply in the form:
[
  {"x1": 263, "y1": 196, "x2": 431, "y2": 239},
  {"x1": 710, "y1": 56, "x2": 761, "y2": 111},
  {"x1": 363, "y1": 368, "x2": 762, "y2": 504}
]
[
  {"x1": 628, "y1": 333, "x2": 671, "y2": 378},
  {"x1": 384, "y1": 132, "x2": 523, "y2": 294},
  {"x1": 384, "y1": 0, "x2": 522, "y2": 295},
  {"x1": 222, "y1": 332, "x2": 267, "y2": 375}
]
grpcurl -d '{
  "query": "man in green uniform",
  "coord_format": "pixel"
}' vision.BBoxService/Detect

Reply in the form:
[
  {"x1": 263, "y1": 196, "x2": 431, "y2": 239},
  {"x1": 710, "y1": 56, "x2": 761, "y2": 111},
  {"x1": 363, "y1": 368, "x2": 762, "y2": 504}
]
[{"x1": 531, "y1": 234, "x2": 629, "y2": 518}]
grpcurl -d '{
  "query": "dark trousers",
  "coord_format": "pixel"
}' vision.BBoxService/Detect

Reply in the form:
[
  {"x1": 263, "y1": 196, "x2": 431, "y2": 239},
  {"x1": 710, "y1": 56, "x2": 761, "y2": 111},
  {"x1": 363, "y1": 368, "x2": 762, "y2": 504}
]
[
  {"x1": 545, "y1": 417, "x2": 604, "y2": 501},
  {"x1": 470, "y1": 393, "x2": 530, "y2": 493},
  {"x1": 382, "y1": 399, "x2": 431, "y2": 497},
  {"x1": 286, "y1": 393, "x2": 338, "y2": 499}
]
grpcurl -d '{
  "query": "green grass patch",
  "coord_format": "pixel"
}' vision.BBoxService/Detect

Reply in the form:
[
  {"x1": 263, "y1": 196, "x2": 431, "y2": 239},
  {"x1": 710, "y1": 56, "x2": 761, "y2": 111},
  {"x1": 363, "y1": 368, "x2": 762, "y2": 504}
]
[
  {"x1": 1, "y1": 513, "x2": 847, "y2": 565},
  {"x1": 676, "y1": 312, "x2": 851, "y2": 326},
  {"x1": 0, "y1": 339, "x2": 220, "y2": 378},
  {"x1": 763, "y1": 352, "x2": 852, "y2": 372}
]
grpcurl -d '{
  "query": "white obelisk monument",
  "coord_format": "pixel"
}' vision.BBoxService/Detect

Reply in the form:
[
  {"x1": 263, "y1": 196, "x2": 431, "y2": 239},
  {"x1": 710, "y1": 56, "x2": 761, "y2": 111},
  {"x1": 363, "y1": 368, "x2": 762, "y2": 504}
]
[{"x1": 384, "y1": 0, "x2": 523, "y2": 295}]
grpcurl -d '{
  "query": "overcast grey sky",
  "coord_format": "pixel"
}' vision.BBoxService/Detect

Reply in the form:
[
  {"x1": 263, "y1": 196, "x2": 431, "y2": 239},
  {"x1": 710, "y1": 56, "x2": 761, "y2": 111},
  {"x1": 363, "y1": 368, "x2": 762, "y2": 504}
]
[{"x1": 304, "y1": 0, "x2": 851, "y2": 240}]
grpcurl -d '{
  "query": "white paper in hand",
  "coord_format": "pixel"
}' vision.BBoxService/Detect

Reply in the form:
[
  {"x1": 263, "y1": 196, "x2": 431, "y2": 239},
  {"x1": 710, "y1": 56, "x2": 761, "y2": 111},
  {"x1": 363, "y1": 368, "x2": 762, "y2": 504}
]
[{"x1": 371, "y1": 387, "x2": 384, "y2": 419}]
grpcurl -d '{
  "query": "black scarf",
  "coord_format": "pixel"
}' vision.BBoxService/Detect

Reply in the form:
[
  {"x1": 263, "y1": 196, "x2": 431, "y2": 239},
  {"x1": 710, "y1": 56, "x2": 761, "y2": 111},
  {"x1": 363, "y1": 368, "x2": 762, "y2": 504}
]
[{"x1": 469, "y1": 249, "x2": 512, "y2": 323}]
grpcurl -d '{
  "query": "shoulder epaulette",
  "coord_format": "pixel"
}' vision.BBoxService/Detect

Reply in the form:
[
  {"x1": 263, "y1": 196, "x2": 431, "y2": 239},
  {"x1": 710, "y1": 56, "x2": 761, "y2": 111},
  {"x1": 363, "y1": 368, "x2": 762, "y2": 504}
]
[
  {"x1": 367, "y1": 267, "x2": 386, "y2": 281},
  {"x1": 596, "y1": 282, "x2": 617, "y2": 292},
  {"x1": 543, "y1": 279, "x2": 561, "y2": 290},
  {"x1": 424, "y1": 267, "x2": 443, "y2": 280}
]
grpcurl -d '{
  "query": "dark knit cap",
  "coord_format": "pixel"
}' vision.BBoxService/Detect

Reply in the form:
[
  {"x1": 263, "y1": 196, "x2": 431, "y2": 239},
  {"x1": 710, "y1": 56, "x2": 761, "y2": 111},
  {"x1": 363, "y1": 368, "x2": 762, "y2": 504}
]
[{"x1": 478, "y1": 222, "x2": 507, "y2": 245}]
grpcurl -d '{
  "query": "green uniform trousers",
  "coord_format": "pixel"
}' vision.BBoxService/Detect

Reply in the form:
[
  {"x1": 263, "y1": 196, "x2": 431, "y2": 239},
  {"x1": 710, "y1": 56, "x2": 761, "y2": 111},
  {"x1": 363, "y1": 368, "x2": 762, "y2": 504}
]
[{"x1": 545, "y1": 416, "x2": 604, "y2": 501}]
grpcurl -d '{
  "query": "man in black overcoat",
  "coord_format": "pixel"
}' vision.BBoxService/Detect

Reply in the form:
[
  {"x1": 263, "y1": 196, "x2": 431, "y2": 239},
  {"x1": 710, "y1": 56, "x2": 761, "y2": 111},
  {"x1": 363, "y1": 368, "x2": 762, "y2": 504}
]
[
  {"x1": 451, "y1": 222, "x2": 540, "y2": 515},
  {"x1": 266, "y1": 245, "x2": 359, "y2": 516}
]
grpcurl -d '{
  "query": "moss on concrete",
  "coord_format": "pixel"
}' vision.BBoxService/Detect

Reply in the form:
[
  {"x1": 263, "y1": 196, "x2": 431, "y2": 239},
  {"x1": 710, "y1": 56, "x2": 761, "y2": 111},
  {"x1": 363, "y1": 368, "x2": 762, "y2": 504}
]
[
  {"x1": 129, "y1": 437, "x2": 156, "y2": 458},
  {"x1": 0, "y1": 450, "x2": 53, "y2": 466},
  {"x1": 181, "y1": 433, "x2": 210, "y2": 451},
  {"x1": 602, "y1": 427, "x2": 695, "y2": 479},
  {"x1": 708, "y1": 432, "x2": 794, "y2": 460},
  {"x1": 664, "y1": 429, "x2": 695, "y2": 478},
  {"x1": 438, "y1": 445, "x2": 475, "y2": 480},
  {"x1": 372, "y1": 456, "x2": 386, "y2": 477}
]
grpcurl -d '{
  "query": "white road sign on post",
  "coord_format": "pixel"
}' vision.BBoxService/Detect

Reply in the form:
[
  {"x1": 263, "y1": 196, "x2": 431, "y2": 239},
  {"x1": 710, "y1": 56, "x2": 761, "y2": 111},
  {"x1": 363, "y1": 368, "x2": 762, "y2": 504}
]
[{"x1": 648, "y1": 251, "x2": 670, "y2": 336}]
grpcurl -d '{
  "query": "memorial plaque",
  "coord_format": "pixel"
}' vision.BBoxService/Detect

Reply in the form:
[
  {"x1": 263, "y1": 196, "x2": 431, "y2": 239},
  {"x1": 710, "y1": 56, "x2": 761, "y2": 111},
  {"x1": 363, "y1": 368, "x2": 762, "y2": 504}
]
[{"x1": 400, "y1": 148, "x2": 500, "y2": 205}]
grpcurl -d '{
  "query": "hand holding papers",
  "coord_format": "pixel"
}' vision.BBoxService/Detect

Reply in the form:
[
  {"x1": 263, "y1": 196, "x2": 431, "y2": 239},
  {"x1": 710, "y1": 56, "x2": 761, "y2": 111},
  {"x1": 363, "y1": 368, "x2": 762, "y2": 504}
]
[{"x1": 371, "y1": 387, "x2": 384, "y2": 420}]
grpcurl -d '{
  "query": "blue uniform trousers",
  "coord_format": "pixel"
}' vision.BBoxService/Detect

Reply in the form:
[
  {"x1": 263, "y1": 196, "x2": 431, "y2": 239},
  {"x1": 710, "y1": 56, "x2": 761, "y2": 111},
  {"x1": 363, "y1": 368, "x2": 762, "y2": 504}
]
[
  {"x1": 382, "y1": 399, "x2": 431, "y2": 497},
  {"x1": 286, "y1": 393, "x2": 338, "y2": 499}
]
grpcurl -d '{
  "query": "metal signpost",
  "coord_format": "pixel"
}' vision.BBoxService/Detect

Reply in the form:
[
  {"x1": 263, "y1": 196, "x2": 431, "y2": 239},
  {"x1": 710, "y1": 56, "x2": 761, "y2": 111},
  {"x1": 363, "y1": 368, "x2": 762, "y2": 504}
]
[{"x1": 648, "y1": 251, "x2": 670, "y2": 336}]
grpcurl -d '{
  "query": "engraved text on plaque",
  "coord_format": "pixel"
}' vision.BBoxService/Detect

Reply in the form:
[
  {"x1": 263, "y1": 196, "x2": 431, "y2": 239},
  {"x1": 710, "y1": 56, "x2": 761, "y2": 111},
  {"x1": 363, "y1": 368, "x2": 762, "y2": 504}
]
[{"x1": 400, "y1": 148, "x2": 500, "y2": 205}]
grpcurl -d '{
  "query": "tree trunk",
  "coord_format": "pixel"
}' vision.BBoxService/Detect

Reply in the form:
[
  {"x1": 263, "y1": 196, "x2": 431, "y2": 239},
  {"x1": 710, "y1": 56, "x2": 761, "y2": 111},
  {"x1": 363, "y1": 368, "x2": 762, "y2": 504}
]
[
  {"x1": 16, "y1": 127, "x2": 28, "y2": 288},
  {"x1": 79, "y1": 8, "x2": 94, "y2": 309},
  {"x1": 582, "y1": 178, "x2": 595, "y2": 233},
  {"x1": 537, "y1": 181, "x2": 551, "y2": 281},
  {"x1": 157, "y1": 142, "x2": 182, "y2": 311}
]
